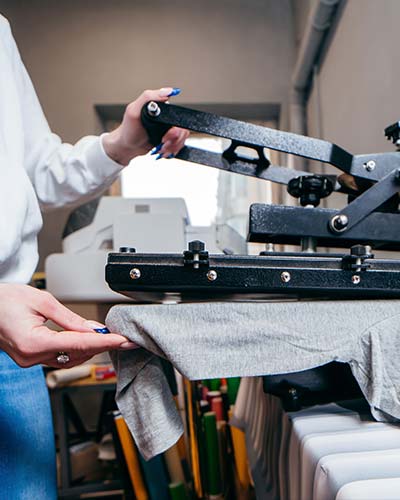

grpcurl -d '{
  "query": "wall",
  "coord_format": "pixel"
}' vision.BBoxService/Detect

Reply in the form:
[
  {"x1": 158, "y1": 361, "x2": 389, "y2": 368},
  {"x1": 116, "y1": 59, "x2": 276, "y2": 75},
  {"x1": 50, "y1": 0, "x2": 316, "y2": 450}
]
[
  {"x1": 307, "y1": 0, "x2": 399, "y2": 157},
  {"x1": 304, "y1": 0, "x2": 400, "y2": 257},
  {"x1": 2, "y1": 0, "x2": 295, "y2": 142},
  {"x1": 1, "y1": 0, "x2": 296, "y2": 269}
]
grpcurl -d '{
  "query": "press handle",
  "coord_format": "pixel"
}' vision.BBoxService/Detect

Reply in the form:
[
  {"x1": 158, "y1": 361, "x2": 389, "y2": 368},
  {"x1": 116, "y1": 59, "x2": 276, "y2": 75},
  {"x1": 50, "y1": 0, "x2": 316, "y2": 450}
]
[{"x1": 140, "y1": 101, "x2": 172, "y2": 146}]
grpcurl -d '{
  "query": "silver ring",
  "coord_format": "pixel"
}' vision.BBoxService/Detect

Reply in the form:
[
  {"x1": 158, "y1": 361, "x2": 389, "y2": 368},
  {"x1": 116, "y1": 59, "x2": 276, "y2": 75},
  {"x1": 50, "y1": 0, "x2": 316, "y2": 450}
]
[{"x1": 56, "y1": 352, "x2": 70, "y2": 365}]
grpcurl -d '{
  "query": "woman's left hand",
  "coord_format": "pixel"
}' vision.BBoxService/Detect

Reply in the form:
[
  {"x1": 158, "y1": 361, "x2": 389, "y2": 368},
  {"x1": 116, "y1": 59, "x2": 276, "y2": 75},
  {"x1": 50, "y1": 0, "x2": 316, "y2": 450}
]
[{"x1": 102, "y1": 87, "x2": 189, "y2": 166}]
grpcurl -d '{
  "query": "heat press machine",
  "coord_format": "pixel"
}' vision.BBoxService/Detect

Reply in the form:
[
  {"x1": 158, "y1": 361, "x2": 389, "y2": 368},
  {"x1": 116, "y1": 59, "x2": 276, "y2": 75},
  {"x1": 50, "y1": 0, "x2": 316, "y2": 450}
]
[
  {"x1": 106, "y1": 101, "x2": 400, "y2": 300},
  {"x1": 104, "y1": 102, "x2": 400, "y2": 410}
]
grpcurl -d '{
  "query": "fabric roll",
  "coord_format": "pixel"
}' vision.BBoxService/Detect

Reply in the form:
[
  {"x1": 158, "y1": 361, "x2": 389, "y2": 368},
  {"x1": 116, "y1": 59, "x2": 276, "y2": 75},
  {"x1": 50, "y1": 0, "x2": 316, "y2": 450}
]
[
  {"x1": 46, "y1": 365, "x2": 92, "y2": 388},
  {"x1": 313, "y1": 448, "x2": 400, "y2": 500},
  {"x1": 288, "y1": 414, "x2": 384, "y2": 500},
  {"x1": 300, "y1": 426, "x2": 400, "y2": 500},
  {"x1": 336, "y1": 478, "x2": 400, "y2": 500},
  {"x1": 106, "y1": 299, "x2": 400, "y2": 459},
  {"x1": 279, "y1": 401, "x2": 367, "y2": 500}
]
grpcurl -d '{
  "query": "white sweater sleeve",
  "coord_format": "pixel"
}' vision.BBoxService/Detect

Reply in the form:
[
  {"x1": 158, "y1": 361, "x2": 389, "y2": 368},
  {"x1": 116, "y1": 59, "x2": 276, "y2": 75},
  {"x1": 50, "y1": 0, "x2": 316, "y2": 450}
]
[{"x1": 3, "y1": 19, "x2": 123, "y2": 211}]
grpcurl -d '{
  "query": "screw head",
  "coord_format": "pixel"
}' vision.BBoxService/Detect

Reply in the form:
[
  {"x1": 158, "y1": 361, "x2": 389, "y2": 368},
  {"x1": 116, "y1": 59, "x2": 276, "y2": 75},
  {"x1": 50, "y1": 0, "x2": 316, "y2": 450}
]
[
  {"x1": 206, "y1": 270, "x2": 218, "y2": 282},
  {"x1": 281, "y1": 271, "x2": 291, "y2": 283},
  {"x1": 129, "y1": 268, "x2": 141, "y2": 280},
  {"x1": 330, "y1": 214, "x2": 349, "y2": 233},
  {"x1": 352, "y1": 275, "x2": 361, "y2": 284},
  {"x1": 147, "y1": 101, "x2": 161, "y2": 117},
  {"x1": 364, "y1": 160, "x2": 376, "y2": 172}
]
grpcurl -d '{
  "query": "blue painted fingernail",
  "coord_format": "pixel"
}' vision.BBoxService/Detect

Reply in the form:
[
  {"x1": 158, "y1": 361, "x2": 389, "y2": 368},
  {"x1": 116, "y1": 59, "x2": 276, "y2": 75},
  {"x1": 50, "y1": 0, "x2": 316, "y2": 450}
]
[
  {"x1": 168, "y1": 88, "x2": 181, "y2": 97},
  {"x1": 94, "y1": 327, "x2": 110, "y2": 334},
  {"x1": 156, "y1": 153, "x2": 163, "y2": 160},
  {"x1": 151, "y1": 143, "x2": 163, "y2": 155},
  {"x1": 167, "y1": 154, "x2": 175, "y2": 159}
]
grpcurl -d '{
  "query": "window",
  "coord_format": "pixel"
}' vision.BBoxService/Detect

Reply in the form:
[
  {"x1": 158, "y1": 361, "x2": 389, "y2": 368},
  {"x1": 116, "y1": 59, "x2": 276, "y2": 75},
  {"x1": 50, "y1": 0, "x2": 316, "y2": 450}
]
[{"x1": 122, "y1": 135, "x2": 222, "y2": 226}]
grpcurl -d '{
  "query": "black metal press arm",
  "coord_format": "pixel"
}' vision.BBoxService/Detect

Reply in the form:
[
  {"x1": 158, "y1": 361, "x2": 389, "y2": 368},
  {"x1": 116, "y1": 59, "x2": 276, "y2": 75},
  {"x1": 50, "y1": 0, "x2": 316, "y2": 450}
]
[
  {"x1": 141, "y1": 101, "x2": 400, "y2": 243},
  {"x1": 141, "y1": 101, "x2": 354, "y2": 171},
  {"x1": 104, "y1": 107, "x2": 400, "y2": 302}
]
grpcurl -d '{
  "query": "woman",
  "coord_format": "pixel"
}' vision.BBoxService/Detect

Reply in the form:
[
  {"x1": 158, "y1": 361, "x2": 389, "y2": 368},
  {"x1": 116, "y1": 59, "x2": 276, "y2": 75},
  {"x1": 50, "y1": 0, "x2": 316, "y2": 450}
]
[{"x1": 0, "y1": 14, "x2": 188, "y2": 498}]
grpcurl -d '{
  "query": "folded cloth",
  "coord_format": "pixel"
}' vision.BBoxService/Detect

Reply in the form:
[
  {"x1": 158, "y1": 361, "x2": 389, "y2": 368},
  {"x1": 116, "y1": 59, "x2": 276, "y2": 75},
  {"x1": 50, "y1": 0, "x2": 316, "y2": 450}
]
[{"x1": 106, "y1": 299, "x2": 400, "y2": 460}]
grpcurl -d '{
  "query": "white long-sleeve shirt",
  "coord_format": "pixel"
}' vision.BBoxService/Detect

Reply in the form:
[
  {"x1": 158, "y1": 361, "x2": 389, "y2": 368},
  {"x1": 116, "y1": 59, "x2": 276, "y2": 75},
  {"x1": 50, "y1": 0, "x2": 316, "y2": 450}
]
[{"x1": 0, "y1": 15, "x2": 123, "y2": 283}]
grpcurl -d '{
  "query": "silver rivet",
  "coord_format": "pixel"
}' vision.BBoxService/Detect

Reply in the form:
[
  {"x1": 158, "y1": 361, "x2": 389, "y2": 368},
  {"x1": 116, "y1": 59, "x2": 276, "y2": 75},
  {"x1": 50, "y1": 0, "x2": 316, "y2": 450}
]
[
  {"x1": 330, "y1": 214, "x2": 349, "y2": 233},
  {"x1": 352, "y1": 275, "x2": 361, "y2": 284},
  {"x1": 281, "y1": 271, "x2": 291, "y2": 283},
  {"x1": 207, "y1": 270, "x2": 218, "y2": 281},
  {"x1": 364, "y1": 160, "x2": 376, "y2": 172},
  {"x1": 129, "y1": 268, "x2": 141, "y2": 280},
  {"x1": 147, "y1": 101, "x2": 161, "y2": 117}
]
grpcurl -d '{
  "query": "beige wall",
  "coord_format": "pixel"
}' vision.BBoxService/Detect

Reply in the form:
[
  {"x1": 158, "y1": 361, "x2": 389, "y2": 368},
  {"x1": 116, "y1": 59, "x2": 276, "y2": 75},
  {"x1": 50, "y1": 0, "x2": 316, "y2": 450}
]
[
  {"x1": 1, "y1": 0, "x2": 296, "y2": 270},
  {"x1": 307, "y1": 0, "x2": 398, "y2": 155},
  {"x1": 305, "y1": 0, "x2": 400, "y2": 214},
  {"x1": 3, "y1": 0, "x2": 295, "y2": 142}
]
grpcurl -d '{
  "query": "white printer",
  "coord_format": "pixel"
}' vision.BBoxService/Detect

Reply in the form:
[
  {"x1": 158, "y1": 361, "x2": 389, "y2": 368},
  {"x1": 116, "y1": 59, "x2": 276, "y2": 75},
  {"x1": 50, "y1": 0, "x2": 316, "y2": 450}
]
[{"x1": 45, "y1": 196, "x2": 246, "y2": 302}]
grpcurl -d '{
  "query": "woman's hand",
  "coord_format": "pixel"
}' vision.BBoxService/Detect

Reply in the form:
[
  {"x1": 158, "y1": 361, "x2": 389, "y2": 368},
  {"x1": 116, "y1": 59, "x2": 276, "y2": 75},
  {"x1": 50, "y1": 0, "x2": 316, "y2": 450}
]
[
  {"x1": 0, "y1": 284, "x2": 136, "y2": 368},
  {"x1": 102, "y1": 87, "x2": 190, "y2": 166}
]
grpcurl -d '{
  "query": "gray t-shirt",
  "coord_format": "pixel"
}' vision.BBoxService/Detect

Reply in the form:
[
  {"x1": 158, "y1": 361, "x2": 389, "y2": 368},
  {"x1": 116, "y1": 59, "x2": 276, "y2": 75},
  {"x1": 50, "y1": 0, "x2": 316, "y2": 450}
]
[{"x1": 107, "y1": 299, "x2": 400, "y2": 459}]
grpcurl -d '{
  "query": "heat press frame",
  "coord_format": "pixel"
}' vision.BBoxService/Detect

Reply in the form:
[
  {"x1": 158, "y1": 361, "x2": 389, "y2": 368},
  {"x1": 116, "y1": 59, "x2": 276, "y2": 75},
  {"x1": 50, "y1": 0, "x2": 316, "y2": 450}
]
[{"x1": 105, "y1": 102, "x2": 400, "y2": 300}]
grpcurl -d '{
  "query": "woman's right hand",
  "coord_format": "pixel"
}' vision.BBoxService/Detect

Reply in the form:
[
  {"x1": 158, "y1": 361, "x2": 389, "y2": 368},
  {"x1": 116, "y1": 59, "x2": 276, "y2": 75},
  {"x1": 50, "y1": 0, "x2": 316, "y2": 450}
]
[{"x1": 0, "y1": 284, "x2": 136, "y2": 368}]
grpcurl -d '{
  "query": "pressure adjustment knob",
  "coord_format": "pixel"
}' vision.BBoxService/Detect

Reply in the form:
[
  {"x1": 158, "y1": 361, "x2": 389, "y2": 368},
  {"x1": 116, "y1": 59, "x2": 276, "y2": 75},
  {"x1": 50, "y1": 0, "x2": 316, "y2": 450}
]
[
  {"x1": 287, "y1": 175, "x2": 334, "y2": 207},
  {"x1": 188, "y1": 240, "x2": 205, "y2": 253}
]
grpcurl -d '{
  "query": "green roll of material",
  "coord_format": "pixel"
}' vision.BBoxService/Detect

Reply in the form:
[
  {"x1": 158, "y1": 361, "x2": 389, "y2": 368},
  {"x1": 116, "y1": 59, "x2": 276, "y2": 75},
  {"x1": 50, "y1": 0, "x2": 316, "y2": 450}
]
[
  {"x1": 202, "y1": 379, "x2": 211, "y2": 389},
  {"x1": 209, "y1": 378, "x2": 221, "y2": 391},
  {"x1": 227, "y1": 377, "x2": 241, "y2": 405},
  {"x1": 203, "y1": 412, "x2": 222, "y2": 496},
  {"x1": 168, "y1": 482, "x2": 188, "y2": 500}
]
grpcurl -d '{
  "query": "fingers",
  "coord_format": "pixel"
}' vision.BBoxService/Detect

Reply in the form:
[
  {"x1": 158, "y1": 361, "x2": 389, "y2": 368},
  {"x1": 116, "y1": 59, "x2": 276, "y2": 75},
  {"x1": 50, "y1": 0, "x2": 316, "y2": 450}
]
[
  {"x1": 41, "y1": 328, "x2": 134, "y2": 354},
  {"x1": 12, "y1": 325, "x2": 137, "y2": 368},
  {"x1": 35, "y1": 290, "x2": 95, "y2": 333},
  {"x1": 157, "y1": 128, "x2": 189, "y2": 158},
  {"x1": 338, "y1": 173, "x2": 359, "y2": 192},
  {"x1": 126, "y1": 87, "x2": 181, "y2": 120}
]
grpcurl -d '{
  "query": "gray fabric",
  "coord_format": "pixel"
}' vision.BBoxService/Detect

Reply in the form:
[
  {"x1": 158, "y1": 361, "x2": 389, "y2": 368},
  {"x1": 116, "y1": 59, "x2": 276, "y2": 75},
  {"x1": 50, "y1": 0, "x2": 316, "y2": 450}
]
[{"x1": 106, "y1": 299, "x2": 400, "y2": 460}]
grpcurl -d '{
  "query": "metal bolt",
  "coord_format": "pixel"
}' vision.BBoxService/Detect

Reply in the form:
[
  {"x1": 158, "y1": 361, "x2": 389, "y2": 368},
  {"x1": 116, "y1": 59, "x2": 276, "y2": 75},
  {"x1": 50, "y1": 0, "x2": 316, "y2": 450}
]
[
  {"x1": 352, "y1": 275, "x2": 361, "y2": 284},
  {"x1": 281, "y1": 271, "x2": 291, "y2": 283},
  {"x1": 207, "y1": 270, "x2": 218, "y2": 282},
  {"x1": 364, "y1": 160, "x2": 376, "y2": 172},
  {"x1": 147, "y1": 101, "x2": 161, "y2": 117},
  {"x1": 350, "y1": 244, "x2": 372, "y2": 257},
  {"x1": 188, "y1": 240, "x2": 205, "y2": 252},
  {"x1": 330, "y1": 214, "x2": 349, "y2": 233},
  {"x1": 119, "y1": 247, "x2": 136, "y2": 253},
  {"x1": 129, "y1": 268, "x2": 141, "y2": 280}
]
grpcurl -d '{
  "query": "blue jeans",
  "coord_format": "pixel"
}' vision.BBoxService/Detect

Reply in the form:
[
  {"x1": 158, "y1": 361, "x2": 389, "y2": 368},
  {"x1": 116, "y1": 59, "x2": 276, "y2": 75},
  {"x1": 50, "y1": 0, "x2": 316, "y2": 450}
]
[{"x1": 0, "y1": 351, "x2": 57, "y2": 499}]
